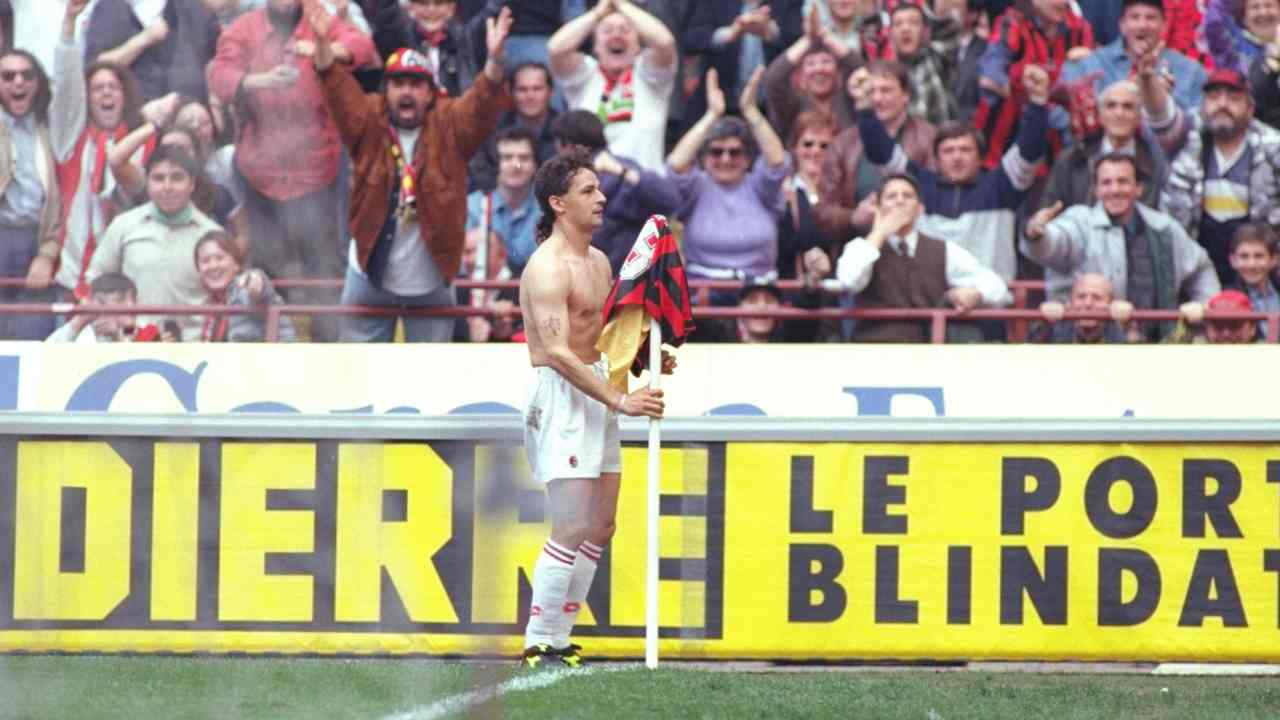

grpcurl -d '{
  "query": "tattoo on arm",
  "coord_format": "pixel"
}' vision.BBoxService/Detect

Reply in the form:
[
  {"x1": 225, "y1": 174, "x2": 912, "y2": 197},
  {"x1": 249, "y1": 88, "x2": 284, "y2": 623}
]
[{"x1": 541, "y1": 316, "x2": 562, "y2": 337}]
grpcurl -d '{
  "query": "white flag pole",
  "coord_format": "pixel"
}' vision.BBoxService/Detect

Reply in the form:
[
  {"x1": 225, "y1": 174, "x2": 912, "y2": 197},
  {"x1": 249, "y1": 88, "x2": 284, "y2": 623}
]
[{"x1": 644, "y1": 316, "x2": 662, "y2": 669}]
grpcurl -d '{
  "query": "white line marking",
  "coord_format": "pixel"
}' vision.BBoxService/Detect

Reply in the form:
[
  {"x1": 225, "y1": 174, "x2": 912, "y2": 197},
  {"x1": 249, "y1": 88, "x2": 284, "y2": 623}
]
[
  {"x1": 1152, "y1": 663, "x2": 1280, "y2": 676},
  {"x1": 379, "y1": 667, "x2": 605, "y2": 720}
]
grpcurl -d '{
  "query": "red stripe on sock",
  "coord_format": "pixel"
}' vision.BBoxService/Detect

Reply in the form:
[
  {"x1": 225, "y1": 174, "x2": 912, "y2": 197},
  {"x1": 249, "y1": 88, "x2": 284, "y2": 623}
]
[
  {"x1": 579, "y1": 543, "x2": 603, "y2": 562},
  {"x1": 543, "y1": 543, "x2": 575, "y2": 565}
]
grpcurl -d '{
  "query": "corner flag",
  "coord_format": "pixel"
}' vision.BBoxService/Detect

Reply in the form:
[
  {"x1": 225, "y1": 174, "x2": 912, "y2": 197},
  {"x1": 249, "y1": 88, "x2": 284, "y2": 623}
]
[{"x1": 596, "y1": 215, "x2": 694, "y2": 390}]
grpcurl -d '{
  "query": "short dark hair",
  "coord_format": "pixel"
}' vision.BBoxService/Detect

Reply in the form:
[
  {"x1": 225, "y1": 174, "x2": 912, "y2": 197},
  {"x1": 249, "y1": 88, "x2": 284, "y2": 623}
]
[
  {"x1": 509, "y1": 61, "x2": 552, "y2": 91},
  {"x1": 889, "y1": 3, "x2": 927, "y2": 24},
  {"x1": 866, "y1": 59, "x2": 912, "y2": 98},
  {"x1": 551, "y1": 110, "x2": 608, "y2": 152},
  {"x1": 932, "y1": 120, "x2": 986, "y2": 156},
  {"x1": 146, "y1": 144, "x2": 201, "y2": 179},
  {"x1": 494, "y1": 124, "x2": 538, "y2": 155},
  {"x1": 879, "y1": 171, "x2": 921, "y2": 197},
  {"x1": 1228, "y1": 222, "x2": 1280, "y2": 256},
  {"x1": 534, "y1": 148, "x2": 596, "y2": 243},
  {"x1": 90, "y1": 272, "x2": 136, "y2": 297},
  {"x1": 1121, "y1": 0, "x2": 1164, "y2": 16},
  {"x1": 1093, "y1": 152, "x2": 1140, "y2": 181}
]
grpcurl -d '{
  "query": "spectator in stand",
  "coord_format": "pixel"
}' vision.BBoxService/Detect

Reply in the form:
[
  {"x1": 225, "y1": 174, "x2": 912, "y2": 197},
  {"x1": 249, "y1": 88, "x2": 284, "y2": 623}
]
[
  {"x1": 548, "y1": 0, "x2": 677, "y2": 173},
  {"x1": 110, "y1": 123, "x2": 239, "y2": 227},
  {"x1": 469, "y1": 62, "x2": 558, "y2": 193},
  {"x1": 1043, "y1": 79, "x2": 1166, "y2": 210},
  {"x1": 0, "y1": 49, "x2": 61, "y2": 340},
  {"x1": 1021, "y1": 153, "x2": 1219, "y2": 340},
  {"x1": 948, "y1": 0, "x2": 988, "y2": 122},
  {"x1": 86, "y1": 145, "x2": 223, "y2": 340},
  {"x1": 368, "y1": 0, "x2": 481, "y2": 97},
  {"x1": 1060, "y1": 0, "x2": 1205, "y2": 116},
  {"x1": 668, "y1": 67, "x2": 791, "y2": 301},
  {"x1": 689, "y1": 275, "x2": 821, "y2": 342},
  {"x1": 549, "y1": 109, "x2": 681, "y2": 274},
  {"x1": 466, "y1": 125, "x2": 539, "y2": 275},
  {"x1": 884, "y1": 2, "x2": 960, "y2": 125},
  {"x1": 682, "y1": 1, "x2": 790, "y2": 124},
  {"x1": 171, "y1": 96, "x2": 237, "y2": 202},
  {"x1": 193, "y1": 229, "x2": 296, "y2": 341},
  {"x1": 209, "y1": 0, "x2": 376, "y2": 342},
  {"x1": 778, "y1": 109, "x2": 835, "y2": 280},
  {"x1": 1224, "y1": 222, "x2": 1280, "y2": 337},
  {"x1": 45, "y1": 272, "x2": 165, "y2": 342},
  {"x1": 973, "y1": 0, "x2": 1093, "y2": 170},
  {"x1": 801, "y1": 0, "x2": 878, "y2": 58},
  {"x1": 455, "y1": 225, "x2": 517, "y2": 342},
  {"x1": 853, "y1": 62, "x2": 1051, "y2": 284},
  {"x1": 1202, "y1": 289, "x2": 1262, "y2": 342},
  {"x1": 49, "y1": 1, "x2": 145, "y2": 302},
  {"x1": 1145, "y1": 67, "x2": 1280, "y2": 285},
  {"x1": 316, "y1": 5, "x2": 512, "y2": 342},
  {"x1": 84, "y1": 0, "x2": 221, "y2": 103},
  {"x1": 1034, "y1": 272, "x2": 1133, "y2": 343},
  {"x1": 1250, "y1": 31, "x2": 1280, "y2": 129},
  {"x1": 813, "y1": 59, "x2": 936, "y2": 251},
  {"x1": 830, "y1": 172, "x2": 1011, "y2": 342},
  {"x1": 1206, "y1": 0, "x2": 1278, "y2": 75},
  {"x1": 764, "y1": 4, "x2": 861, "y2": 143}
]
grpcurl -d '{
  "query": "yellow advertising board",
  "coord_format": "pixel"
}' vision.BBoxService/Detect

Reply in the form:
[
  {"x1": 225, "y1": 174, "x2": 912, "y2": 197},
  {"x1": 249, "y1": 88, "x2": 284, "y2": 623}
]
[{"x1": 3, "y1": 437, "x2": 1278, "y2": 661}]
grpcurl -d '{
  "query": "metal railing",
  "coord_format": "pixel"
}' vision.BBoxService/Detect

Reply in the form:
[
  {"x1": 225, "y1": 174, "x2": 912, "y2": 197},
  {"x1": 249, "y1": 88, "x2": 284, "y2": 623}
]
[{"x1": 5, "y1": 300, "x2": 1275, "y2": 344}]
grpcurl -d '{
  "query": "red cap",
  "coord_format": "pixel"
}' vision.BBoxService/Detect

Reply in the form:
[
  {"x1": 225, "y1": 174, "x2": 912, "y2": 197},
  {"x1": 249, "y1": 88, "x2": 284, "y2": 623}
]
[
  {"x1": 1207, "y1": 289, "x2": 1252, "y2": 313},
  {"x1": 1204, "y1": 68, "x2": 1248, "y2": 92},
  {"x1": 384, "y1": 48, "x2": 434, "y2": 81}
]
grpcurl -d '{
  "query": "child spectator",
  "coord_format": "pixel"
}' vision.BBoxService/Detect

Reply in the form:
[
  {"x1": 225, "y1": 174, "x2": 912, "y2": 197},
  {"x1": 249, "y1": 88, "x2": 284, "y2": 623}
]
[
  {"x1": 45, "y1": 271, "x2": 164, "y2": 343},
  {"x1": 1225, "y1": 222, "x2": 1280, "y2": 338},
  {"x1": 193, "y1": 230, "x2": 296, "y2": 341}
]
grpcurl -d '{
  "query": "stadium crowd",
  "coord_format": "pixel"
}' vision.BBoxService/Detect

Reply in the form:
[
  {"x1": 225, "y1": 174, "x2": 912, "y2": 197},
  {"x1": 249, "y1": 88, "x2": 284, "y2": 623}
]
[{"x1": 1, "y1": 0, "x2": 1278, "y2": 344}]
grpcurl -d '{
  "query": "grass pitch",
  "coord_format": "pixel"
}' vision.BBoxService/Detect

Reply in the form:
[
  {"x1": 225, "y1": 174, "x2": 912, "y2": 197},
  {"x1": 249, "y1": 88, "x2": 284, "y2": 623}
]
[{"x1": 1, "y1": 655, "x2": 1278, "y2": 719}]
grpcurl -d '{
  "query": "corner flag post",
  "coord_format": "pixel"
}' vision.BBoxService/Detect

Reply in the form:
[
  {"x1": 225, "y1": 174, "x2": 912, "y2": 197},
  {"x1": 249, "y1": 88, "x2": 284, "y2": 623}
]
[{"x1": 645, "y1": 316, "x2": 662, "y2": 669}]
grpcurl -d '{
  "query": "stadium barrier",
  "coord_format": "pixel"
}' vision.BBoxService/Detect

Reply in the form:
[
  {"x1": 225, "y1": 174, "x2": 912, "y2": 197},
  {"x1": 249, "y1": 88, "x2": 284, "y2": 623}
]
[{"x1": 1, "y1": 413, "x2": 1279, "y2": 662}]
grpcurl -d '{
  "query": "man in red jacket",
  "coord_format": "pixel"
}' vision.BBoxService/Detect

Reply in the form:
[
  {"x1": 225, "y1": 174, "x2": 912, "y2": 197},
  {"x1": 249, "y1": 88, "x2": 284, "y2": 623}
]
[{"x1": 311, "y1": 0, "x2": 512, "y2": 342}]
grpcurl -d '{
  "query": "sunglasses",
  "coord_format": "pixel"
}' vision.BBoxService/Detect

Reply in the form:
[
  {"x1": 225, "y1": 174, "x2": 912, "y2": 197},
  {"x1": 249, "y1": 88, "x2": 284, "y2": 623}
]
[
  {"x1": 0, "y1": 69, "x2": 34, "y2": 83},
  {"x1": 707, "y1": 146, "x2": 745, "y2": 158},
  {"x1": 800, "y1": 140, "x2": 830, "y2": 150}
]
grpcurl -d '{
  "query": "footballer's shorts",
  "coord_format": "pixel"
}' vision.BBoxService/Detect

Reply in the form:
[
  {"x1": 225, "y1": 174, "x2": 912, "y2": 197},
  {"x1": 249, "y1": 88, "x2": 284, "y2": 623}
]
[{"x1": 523, "y1": 359, "x2": 622, "y2": 484}]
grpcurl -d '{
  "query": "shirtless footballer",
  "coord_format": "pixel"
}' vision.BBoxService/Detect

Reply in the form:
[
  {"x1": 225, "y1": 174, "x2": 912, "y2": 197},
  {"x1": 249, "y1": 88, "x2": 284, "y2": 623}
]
[{"x1": 517, "y1": 149, "x2": 669, "y2": 669}]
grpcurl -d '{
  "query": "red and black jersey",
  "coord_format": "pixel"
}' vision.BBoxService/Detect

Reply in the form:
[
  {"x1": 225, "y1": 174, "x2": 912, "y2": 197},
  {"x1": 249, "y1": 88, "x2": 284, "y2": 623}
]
[{"x1": 972, "y1": 5, "x2": 1094, "y2": 170}]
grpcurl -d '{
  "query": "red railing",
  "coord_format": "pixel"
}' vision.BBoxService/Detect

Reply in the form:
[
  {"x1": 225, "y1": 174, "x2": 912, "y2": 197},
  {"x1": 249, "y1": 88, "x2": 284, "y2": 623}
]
[{"x1": 9, "y1": 301, "x2": 1277, "y2": 344}]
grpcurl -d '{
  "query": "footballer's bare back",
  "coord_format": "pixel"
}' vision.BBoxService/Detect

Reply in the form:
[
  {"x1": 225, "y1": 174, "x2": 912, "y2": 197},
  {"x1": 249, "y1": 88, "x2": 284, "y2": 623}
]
[{"x1": 520, "y1": 234, "x2": 615, "y2": 366}]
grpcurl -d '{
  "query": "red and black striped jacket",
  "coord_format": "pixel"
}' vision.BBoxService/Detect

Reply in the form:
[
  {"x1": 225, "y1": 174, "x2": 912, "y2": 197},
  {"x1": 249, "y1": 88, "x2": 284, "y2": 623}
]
[{"x1": 971, "y1": 4, "x2": 1094, "y2": 170}]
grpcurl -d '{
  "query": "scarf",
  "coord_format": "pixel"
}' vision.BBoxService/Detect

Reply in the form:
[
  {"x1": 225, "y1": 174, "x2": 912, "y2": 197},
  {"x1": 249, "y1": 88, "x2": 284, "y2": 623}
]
[
  {"x1": 201, "y1": 287, "x2": 229, "y2": 342},
  {"x1": 155, "y1": 204, "x2": 194, "y2": 227},
  {"x1": 56, "y1": 124, "x2": 129, "y2": 298},
  {"x1": 597, "y1": 67, "x2": 634, "y2": 126},
  {"x1": 417, "y1": 25, "x2": 448, "y2": 48},
  {"x1": 386, "y1": 124, "x2": 418, "y2": 219}
]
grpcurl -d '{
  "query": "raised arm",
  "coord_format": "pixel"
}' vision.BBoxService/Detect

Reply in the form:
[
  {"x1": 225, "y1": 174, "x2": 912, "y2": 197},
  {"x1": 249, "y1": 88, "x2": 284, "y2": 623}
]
[
  {"x1": 89, "y1": 3, "x2": 170, "y2": 69},
  {"x1": 1001, "y1": 64, "x2": 1049, "y2": 190},
  {"x1": 548, "y1": 0, "x2": 611, "y2": 78},
  {"x1": 615, "y1": 0, "x2": 677, "y2": 70},
  {"x1": 667, "y1": 68, "x2": 725, "y2": 174},
  {"x1": 50, "y1": 1, "x2": 90, "y2": 162},
  {"x1": 740, "y1": 67, "x2": 786, "y2": 168},
  {"x1": 524, "y1": 253, "x2": 663, "y2": 416}
]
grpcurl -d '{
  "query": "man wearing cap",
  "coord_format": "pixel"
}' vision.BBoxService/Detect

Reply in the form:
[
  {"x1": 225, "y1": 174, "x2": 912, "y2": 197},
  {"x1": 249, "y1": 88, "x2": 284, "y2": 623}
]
[
  {"x1": 312, "y1": 2, "x2": 513, "y2": 342},
  {"x1": 688, "y1": 275, "x2": 822, "y2": 343},
  {"x1": 1061, "y1": 0, "x2": 1206, "y2": 114},
  {"x1": 1169, "y1": 289, "x2": 1260, "y2": 342},
  {"x1": 209, "y1": 0, "x2": 377, "y2": 341},
  {"x1": 1142, "y1": 63, "x2": 1280, "y2": 285}
]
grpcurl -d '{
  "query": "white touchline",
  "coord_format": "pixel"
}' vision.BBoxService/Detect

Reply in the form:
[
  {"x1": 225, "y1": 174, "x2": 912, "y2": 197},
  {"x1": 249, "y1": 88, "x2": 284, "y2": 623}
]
[{"x1": 378, "y1": 666, "x2": 610, "y2": 720}]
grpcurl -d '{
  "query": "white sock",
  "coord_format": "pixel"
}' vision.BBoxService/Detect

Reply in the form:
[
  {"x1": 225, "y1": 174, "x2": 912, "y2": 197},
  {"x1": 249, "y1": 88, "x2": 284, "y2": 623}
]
[
  {"x1": 555, "y1": 541, "x2": 603, "y2": 647},
  {"x1": 524, "y1": 539, "x2": 576, "y2": 648}
]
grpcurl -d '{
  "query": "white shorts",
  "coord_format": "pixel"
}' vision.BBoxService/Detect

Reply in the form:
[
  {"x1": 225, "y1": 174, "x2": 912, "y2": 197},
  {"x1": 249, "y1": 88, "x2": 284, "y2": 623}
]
[{"x1": 523, "y1": 360, "x2": 622, "y2": 484}]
